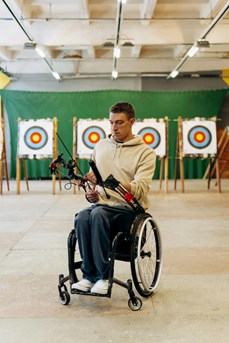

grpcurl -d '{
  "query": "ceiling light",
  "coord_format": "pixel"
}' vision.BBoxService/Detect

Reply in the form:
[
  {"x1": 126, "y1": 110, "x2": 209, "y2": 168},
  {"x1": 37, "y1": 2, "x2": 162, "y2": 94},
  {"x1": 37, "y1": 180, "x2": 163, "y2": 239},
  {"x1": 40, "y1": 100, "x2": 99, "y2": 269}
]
[
  {"x1": 170, "y1": 70, "x2": 179, "y2": 78},
  {"x1": 197, "y1": 39, "x2": 210, "y2": 48},
  {"x1": 122, "y1": 42, "x2": 134, "y2": 47},
  {"x1": 191, "y1": 73, "x2": 200, "y2": 78},
  {"x1": 112, "y1": 70, "x2": 118, "y2": 79},
  {"x1": 35, "y1": 46, "x2": 46, "y2": 58},
  {"x1": 103, "y1": 42, "x2": 114, "y2": 47},
  {"x1": 113, "y1": 46, "x2": 121, "y2": 58},
  {"x1": 167, "y1": 2, "x2": 228, "y2": 81},
  {"x1": 187, "y1": 45, "x2": 199, "y2": 58},
  {"x1": 52, "y1": 71, "x2": 61, "y2": 80},
  {"x1": 24, "y1": 41, "x2": 37, "y2": 49}
]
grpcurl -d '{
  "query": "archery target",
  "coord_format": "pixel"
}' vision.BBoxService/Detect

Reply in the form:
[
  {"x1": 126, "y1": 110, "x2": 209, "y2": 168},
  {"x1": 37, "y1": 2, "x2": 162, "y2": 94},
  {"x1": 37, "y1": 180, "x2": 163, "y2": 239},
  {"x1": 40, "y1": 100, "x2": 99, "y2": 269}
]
[
  {"x1": 138, "y1": 127, "x2": 161, "y2": 149},
  {"x1": 133, "y1": 120, "x2": 166, "y2": 157},
  {"x1": 83, "y1": 126, "x2": 106, "y2": 149},
  {"x1": 18, "y1": 119, "x2": 54, "y2": 159},
  {"x1": 77, "y1": 119, "x2": 110, "y2": 158},
  {"x1": 24, "y1": 126, "x2": 48, "y2": 150},
  {"x1": 182, "y1": 120, "x2": 217, "y2": 155}
]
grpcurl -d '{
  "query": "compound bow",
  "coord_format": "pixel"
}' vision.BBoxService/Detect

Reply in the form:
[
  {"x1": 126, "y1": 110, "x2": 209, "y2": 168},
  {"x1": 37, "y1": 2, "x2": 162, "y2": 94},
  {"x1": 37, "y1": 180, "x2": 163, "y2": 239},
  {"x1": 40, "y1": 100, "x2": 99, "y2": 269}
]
[{"x1": 49, "y1": 133, "x2": 145, "y2": 214}]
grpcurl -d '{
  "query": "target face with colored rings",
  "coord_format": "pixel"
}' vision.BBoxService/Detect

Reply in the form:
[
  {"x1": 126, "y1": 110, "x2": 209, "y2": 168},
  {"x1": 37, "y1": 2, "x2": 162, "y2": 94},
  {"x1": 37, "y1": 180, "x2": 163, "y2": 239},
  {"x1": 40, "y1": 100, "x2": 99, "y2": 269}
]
[
  {"x1": 82, "y1": 126, "x2": 106, "y2": 149},
  {"x1": 77, "y1": 119, "x2": 110, "y2": 158},
  {"x1": 24, "y1": 126, "x2": 48, "y2": 150},
  {"x1": 138, "y1": 127, "x2": 161, "y2": 149},
  {"x1": 18, "y1": 119, "x2": 54, "y2": 159},
  {"x1": 188, "y1": 125, "x2": 211, "y2": 149},
  {"x1": 182, "y1": 120, "x2": 217, "y2": 155}
]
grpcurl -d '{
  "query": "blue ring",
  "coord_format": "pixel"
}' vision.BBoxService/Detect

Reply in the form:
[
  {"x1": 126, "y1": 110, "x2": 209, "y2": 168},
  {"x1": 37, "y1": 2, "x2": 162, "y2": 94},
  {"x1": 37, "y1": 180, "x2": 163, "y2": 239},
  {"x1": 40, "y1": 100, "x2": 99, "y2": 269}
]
[
  {"x1": 188, "y1": 125, "x2": 211, "y2": 149},
  {"x1": 82, "y1": 126, "x2": 106, "y2": 149},
  {"x1": 24, "y1": 126, "x2": 48, "y2": 150},
  {"x1": 138, "y1": 127, "x2": 161, "y2": 149}
]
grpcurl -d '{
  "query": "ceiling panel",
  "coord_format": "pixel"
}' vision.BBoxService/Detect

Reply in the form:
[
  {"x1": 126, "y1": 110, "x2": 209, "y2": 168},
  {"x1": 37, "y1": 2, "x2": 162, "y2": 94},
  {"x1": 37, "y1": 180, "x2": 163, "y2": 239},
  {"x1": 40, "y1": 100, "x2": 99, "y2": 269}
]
[{"x1": 0, "y1": 0, "x2": 228, "y2": 81}]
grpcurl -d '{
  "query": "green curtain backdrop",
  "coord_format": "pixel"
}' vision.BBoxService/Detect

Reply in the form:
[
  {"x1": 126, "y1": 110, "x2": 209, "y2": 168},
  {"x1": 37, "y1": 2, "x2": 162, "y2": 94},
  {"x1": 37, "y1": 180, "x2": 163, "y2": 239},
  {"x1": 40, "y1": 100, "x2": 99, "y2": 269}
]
[{"x1": 0, "y1": 88, "x2": 227, "y2": 179}]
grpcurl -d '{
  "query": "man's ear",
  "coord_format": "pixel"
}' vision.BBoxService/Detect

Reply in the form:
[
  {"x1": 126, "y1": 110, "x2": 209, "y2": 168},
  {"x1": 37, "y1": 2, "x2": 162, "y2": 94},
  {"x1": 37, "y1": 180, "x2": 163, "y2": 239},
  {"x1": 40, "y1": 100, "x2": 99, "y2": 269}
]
[{"x1": 129, "y1": 118, "x2": 135, "y2": 127}]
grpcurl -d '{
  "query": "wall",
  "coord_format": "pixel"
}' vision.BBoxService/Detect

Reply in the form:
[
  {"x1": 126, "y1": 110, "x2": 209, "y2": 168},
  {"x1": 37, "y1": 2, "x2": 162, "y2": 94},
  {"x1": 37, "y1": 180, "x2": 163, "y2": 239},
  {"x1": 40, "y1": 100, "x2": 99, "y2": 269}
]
[
  {"x1": 7, "y1": 75, "x2": 142, "y2": 92},
  {"x1": 142, "y1": 77, "x2": 228, "y2": 91},
  {"x1": 7, "y1": 74, "x2": 228, "y2": 92},
  {"x1": 7, "y1": 75, "x2": 228, "y2": 126},
  {"x1": 2, "y1": 75, "x2": 228, "y2": 179}
]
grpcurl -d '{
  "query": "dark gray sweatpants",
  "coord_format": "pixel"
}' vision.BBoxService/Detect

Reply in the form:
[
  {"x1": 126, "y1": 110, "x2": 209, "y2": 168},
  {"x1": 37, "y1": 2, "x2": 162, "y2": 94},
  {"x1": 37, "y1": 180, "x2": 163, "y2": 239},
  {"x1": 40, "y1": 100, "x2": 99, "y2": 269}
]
[{"x1": 74, "y1": 204, "x2": 136, "y2": 282}]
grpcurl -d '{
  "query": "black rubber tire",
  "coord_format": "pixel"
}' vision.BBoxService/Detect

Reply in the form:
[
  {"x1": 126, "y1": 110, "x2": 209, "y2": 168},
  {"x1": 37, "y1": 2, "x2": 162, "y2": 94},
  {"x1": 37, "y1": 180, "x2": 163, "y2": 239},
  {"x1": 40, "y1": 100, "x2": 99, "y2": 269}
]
[
  {"x1": 130, "y1": 213, "x2": 162, "y2": 298},
  {"x1": 128, "y1": 297, "x2": 142, "y2": 311},
  {"x1": 59, "y1": 291, "x2": 71, "y2": 305}
]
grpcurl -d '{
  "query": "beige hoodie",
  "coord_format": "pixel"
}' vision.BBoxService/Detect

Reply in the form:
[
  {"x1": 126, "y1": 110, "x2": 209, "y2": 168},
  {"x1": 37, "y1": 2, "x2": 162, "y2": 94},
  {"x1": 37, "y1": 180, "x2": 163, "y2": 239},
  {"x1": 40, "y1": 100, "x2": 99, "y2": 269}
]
[{"x1": 93, "y1": 135, "x2": 156, "y2": 210}]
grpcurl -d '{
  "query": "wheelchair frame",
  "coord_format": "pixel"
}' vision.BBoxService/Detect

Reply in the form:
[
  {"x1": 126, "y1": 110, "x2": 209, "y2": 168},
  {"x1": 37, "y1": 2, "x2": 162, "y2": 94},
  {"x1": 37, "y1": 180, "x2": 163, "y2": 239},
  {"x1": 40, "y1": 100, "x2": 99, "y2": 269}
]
[{"x1": 58, "y1": 212, "x2": 162, "y2": 311}]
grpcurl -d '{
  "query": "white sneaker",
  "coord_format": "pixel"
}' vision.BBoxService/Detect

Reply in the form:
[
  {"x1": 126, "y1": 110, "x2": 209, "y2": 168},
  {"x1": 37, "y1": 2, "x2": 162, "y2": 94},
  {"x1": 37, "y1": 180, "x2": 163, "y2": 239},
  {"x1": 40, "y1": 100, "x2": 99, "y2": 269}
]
[
  {"x1": 72, "y1": 279, "x2": 94, "y2": 292},
  {"x1": 90, "y1": 279, "x2": 109, "y2": 295}
]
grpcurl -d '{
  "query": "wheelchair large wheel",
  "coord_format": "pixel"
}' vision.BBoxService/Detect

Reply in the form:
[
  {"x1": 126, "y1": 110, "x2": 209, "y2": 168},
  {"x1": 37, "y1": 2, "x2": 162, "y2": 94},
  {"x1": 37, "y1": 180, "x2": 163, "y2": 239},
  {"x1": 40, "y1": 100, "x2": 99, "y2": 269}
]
[{"x1": 130, "y1": 213, "x2": 162, "y2": 298}]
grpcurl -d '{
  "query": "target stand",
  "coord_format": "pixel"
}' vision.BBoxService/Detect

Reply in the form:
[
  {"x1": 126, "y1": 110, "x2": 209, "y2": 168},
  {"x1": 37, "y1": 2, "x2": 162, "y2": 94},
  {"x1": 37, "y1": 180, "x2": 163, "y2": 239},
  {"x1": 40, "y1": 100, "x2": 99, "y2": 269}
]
[
  {"x1": 72, "y1": 117, "x2": 79, "y2": 194},
  {"x1": 174, "y1": 116, "x2": 220, "y2": 193},
  {"x1": 0, "y1": 113, "x2": 10, "y2": 195},
  {"x1": 16, "y1": 117, "x2": 59, "y2": 194},
  {"x1": 133, "y1": 117, "x2": 169, "y2": 192},
  {"x1": 203, "y1": 126, "x2": 229, "y2": 189}
]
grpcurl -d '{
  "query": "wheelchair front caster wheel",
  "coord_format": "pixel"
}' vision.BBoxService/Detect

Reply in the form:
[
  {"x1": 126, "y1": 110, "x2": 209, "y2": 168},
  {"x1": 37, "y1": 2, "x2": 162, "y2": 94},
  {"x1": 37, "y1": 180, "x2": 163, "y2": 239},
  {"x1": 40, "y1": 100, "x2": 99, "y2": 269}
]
[
  {"x1": 59, "y1": 290, "x2": 71, "y2": 305},
  {"x1": 128, "y1": 297, "x2": 142, "y2": 311}
]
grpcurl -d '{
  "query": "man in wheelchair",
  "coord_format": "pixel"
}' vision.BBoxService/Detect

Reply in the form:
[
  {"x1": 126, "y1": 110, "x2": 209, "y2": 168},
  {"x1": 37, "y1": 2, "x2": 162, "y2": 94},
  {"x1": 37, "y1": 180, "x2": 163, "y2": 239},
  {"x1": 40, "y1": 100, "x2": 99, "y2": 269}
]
[{"x1": 72, "y1": 102, "x2": 156, "y2": 295}]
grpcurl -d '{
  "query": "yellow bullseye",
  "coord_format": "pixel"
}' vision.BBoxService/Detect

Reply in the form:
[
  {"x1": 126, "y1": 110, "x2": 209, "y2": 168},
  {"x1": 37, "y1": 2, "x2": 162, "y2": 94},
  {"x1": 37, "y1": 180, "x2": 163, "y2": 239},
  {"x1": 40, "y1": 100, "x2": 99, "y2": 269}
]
[
  {"x1": 194, "y1": 131, "x2": 205, "y2": 143},
  {"x1": 143, "y1": 133, "x2": 154, "y2": 144},
  {"x1": 31, "y1": 132, "x2": 42, "y2": 144},
  {"x1": 89, "y1": 132, "x2": 100, "y2": 143}
]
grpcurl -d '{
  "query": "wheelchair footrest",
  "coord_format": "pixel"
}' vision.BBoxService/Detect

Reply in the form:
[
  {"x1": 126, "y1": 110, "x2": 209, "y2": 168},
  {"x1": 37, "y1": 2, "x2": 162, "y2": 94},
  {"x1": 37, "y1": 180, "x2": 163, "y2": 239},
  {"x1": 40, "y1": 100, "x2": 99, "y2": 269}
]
[{"x1": 71, "y1": 289, "x2": 111, "y2": 298}]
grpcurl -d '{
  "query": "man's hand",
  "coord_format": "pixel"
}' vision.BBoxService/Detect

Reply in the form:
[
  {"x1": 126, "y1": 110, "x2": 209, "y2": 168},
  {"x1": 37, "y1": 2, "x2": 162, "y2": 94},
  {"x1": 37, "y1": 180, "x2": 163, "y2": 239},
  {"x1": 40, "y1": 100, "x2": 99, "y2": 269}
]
[
  {"x1": 84, "y1": 172, "x2": 97, "y2": 185},
  {"x1": 85, "y1": 189, "x2": 99, "y2": 203}
]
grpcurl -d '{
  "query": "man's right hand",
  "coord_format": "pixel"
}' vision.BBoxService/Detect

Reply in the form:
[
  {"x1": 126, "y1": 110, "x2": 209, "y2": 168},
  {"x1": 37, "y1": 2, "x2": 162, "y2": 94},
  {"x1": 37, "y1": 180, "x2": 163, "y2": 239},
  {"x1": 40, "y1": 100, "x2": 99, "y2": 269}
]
[{"x1": 85, "y1": 189, "x2": 99, "y2": 203}]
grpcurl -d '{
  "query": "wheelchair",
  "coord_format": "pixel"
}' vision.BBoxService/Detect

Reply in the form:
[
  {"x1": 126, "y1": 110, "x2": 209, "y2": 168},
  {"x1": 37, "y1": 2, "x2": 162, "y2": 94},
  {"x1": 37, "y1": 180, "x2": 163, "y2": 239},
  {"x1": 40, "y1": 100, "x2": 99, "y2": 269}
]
[
  {"x1": 58, "y1": 211, "x2": 162, "y2": 311},
  {"x1": 50, "y1": 154, "x2": 162, "y2": 310}
]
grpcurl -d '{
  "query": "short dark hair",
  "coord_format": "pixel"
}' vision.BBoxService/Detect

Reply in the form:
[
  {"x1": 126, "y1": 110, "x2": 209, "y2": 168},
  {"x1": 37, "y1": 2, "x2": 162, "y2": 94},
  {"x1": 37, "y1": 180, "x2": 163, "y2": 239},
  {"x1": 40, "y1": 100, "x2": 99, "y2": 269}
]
[{"x1": 110, "y1": 102, "x2": 135, "y2": 120}]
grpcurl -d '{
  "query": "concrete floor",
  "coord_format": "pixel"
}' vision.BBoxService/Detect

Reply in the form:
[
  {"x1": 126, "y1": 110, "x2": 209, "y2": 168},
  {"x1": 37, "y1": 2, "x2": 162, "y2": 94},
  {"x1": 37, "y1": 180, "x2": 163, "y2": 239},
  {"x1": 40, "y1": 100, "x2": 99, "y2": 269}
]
[{"x1": 0, "y1": 179, "x2": 228, "y2": 343}]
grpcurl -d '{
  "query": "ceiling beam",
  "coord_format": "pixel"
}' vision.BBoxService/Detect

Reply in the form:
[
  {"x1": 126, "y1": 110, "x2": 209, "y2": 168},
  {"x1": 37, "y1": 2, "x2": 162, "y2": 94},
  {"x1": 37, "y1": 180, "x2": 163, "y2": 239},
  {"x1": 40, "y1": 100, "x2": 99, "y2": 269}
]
[
  {"x1": 141, "y1": 0, "x2": 158, "y2": 17},
  {"x1": 131, "y1": 45, "x2": 142, "y2": 58},
  {"x1": 8, "y1": 0, "x2": 33, "y2": 19},
  {"x1": 0, "y1": 47, "x2": 11, "y2": 60},
  {"x1": 2, "y1": 0, "x2": 34, "y2": 41},
  {"x1": 85, "y1": 46, "x2": 95, "y2": 59},
  {"x1": 167, "y1": 0, "x2": 229, "y2": 78},
  {"x1": 79, "y1": 0, "x2": 90, "y2": 24},
  {"x1": 200, "y1": 0, "x2": 227, "y2": 18}
]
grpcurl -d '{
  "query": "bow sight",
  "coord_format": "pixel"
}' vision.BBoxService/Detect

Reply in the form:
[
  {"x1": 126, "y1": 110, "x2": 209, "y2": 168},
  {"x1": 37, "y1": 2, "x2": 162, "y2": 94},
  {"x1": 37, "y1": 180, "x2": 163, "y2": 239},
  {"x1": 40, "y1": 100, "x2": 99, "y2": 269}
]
[{"x1": 49, "y1": 154, "x2": 88, "y2": 191}]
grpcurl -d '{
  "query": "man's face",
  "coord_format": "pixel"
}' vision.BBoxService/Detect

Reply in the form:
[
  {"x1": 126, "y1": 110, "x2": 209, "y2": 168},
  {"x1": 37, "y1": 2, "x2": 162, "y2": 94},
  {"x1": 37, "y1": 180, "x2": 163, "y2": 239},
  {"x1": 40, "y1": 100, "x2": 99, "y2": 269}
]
[{"x1": 109, "y1": 112, "x2": 135, "y2": 142}]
